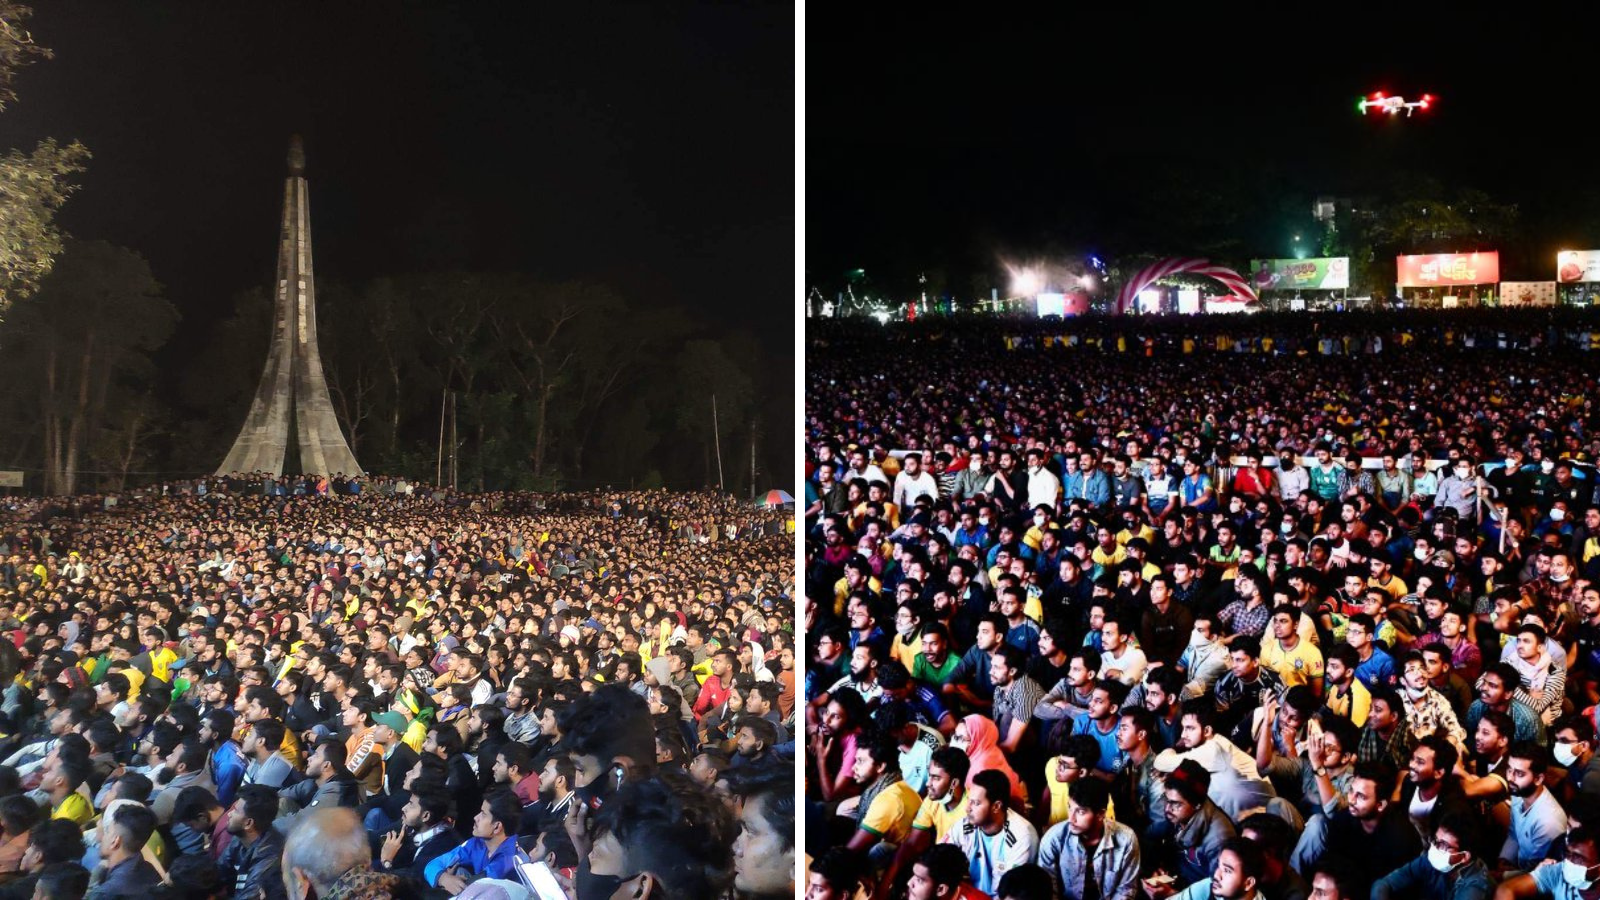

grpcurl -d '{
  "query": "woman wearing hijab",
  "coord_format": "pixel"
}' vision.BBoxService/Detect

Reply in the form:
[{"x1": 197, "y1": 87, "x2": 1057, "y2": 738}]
[{"x1": 953, "y1": 713, "x2": 1027, "y2": 806}]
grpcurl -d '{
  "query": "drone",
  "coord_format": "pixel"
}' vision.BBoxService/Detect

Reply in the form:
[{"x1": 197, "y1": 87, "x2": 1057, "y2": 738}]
[{"x1": 1357, "y1": 92, "x2": 1434, "y2": 116}]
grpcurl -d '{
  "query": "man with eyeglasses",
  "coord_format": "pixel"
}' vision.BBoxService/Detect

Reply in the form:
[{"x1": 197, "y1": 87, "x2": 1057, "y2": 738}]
[{"x1": 1372, "y1": 813, "x2": 1493, "y2": 900}]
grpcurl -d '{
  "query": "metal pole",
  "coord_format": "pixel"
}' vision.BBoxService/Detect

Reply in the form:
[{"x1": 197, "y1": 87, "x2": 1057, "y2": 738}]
[
  {"x1": 751, "y1": 430, "x2": 757, "y2": 497},
  {"x1": 712, "y1": 394, "x2": 725, "y2": 492},
  {"x1": 436, "y1": 388, "x2": 447, "y2": 486},
  {"x1": 450, "y1": 391, "x2": 459, "y2": 491}
]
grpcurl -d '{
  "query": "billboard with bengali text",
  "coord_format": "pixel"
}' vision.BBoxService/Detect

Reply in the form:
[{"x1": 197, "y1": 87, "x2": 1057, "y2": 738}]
[
  {"x1": 1499, "y1": 281, "x2": 1557, "y2": 307},
  {"x1": 1396, "y1": 252, "x2": 1499, "y2": 288},
  {"x1": 1250, "y1": 257, "x2": 1350, "y2": 291},
  {"x1": 1558, "y1": 250, "x2": 1600, "y2": 283}
]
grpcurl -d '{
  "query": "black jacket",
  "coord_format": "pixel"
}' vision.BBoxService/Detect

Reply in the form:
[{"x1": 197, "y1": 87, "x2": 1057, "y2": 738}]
[
  {"x1": 383, "y1": 742, "x2": 420, "y2": 796},
  {"x1": 219, "y1": 828, "x2": 288, "y2": 900},
  {"x1": 383, "y1": 824, "x2": 463, "y2": 882}
]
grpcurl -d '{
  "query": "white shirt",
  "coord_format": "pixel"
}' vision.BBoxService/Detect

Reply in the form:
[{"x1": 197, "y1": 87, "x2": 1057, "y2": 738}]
[
  {"x1": 1099, "y1": 644, "x2": 1148, "y2": 686},
  {"x1": 894, "y1": 471, "x2": 941, "y2": 509},
  {"x1": 1026, "y1": 467, "x2": 1063, "y2": 510}
]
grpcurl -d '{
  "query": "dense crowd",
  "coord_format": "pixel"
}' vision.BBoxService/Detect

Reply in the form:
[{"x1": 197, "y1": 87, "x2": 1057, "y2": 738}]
[
  {"x1": 0, "y1": 478, "x2": 795, "y2": 899},
  {"x1": 804, "y1": 310, "x2": 1600, "y2": 900}
]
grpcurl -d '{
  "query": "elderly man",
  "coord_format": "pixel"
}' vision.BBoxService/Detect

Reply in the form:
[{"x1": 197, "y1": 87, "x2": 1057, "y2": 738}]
[{"x1": 283, "y1": 807, "x2": 408, "y2": 899}]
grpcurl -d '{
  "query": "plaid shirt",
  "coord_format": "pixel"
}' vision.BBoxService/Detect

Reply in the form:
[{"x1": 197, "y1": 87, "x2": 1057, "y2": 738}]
[
  {"x1": 1219, "y1": 599, "x2": 1271, "y2": 638},
  {"x1": 1357, "y1": 722, "x2": 1414, "y2": 768}
]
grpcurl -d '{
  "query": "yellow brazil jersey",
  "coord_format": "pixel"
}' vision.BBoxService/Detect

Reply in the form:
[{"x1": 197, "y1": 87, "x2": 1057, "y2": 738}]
[
  {"x1": 1259, "y1": 636, "x2": 1324, "y2": 688},
  {"x1": 912, "y1": 793, "x2": 966, "y2": 842},
  {"x1": 859, "y1": 780, "x2": 921, "y2": 845}
]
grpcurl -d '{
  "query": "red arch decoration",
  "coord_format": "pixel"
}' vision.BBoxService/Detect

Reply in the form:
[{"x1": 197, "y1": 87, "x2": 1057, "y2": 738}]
[{"x1": 1115, "y1": 258, "x2": 1258, "y2": 313}]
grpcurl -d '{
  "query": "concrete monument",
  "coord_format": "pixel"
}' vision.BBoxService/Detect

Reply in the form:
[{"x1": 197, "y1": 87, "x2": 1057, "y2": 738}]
[{"x1": 217, "y1": 136, "x2": 362, "y2": 477}]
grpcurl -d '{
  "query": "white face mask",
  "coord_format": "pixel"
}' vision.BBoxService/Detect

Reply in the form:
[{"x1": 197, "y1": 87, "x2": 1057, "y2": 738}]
[
  {"x1": 978, "y1": 516, "x2": 991, "y2": 527},
  {"x1": 1543, "y1": 460, "x2": 1557, "y2": 474},
  {"x1": 1553, "y1": 572, "x2": 1571, "y2": 583},
  {"x1": 1455, "y1": 467, "x2": 1470, "y2": 478},
  {"x1": 1190, "y1": 630, "x2": 1211, "y2": 647},
  {"x1": 1555, "y1": 742, "x2": 1581, "y2": 767},
  {"x1": 1280, "y1": 523, "x2": 1294, "y2": 534},
  {"x1": 1415, "y1": 548, "x2": 1428, "y2": 561},
  {"x1": 1552, "y1": 508, "x2": 1568, "y2": 522},
  {"x1": 1428, "y1": 844, "x2": 1462, "y2": 873},
  {"x1": 1565, "y1": 859, "x2": 1597, "y2": 890}
]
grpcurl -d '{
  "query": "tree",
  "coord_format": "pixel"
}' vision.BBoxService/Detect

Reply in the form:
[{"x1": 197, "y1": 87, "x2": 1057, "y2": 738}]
[
  {"x1": 0, "y1": 3, "x2": 89, "y2": 315},
  {"x1": 0, "y1": 241, "x2": 176, "y2": 493},
  {"x1": 1335, "y1": 183, "x2": 1519, "y2": 297}
]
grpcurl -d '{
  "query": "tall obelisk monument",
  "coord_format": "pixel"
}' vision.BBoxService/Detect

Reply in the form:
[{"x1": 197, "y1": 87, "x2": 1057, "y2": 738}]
[{"x1": 217, "y1": 136, "x2": 363, "y2": 477}]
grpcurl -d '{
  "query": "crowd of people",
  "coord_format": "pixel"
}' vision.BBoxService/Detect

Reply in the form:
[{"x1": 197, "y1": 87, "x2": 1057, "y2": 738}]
[
  {"x1": 0, "y1": 477, "x2": 795, "y2": 899},
  {"x1": 804, "y1": 309, "x2": 1600, "y2": 900}
]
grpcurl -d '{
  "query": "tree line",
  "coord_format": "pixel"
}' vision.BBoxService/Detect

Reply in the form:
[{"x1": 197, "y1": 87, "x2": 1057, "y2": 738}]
[{"x1": 0, "y1": 240, "x2": 792, "y2": 496}]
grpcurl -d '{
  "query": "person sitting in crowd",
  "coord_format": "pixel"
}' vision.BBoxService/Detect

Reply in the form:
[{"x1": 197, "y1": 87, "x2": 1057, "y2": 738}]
[
  {"x1": 0, "y1": 481, "x2": 792, "y2": 899},
  {"x1": 806, "y1": 310, "x2": 1600, "y2": 900}
]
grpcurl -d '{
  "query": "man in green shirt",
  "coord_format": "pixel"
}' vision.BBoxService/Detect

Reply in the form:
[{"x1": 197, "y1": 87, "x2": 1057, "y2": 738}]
[{"x1": 911, "y1": 624, "x2": 961, "y2": 687}]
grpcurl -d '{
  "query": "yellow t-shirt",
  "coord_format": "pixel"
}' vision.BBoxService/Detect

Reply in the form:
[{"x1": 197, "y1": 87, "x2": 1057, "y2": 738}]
[
  {"x1": 911, "y1": 793, "x2": 966, "y2": 843},
  {"x1": 1044, "y1": 761, "x2": 1116, "y2": 829},
  {"x1": 860, "y1": 781, "x2": 922, "y2": 844},
  {"x1": 1114, "y1": 525, "x2": 1157, "y2": 548},
  {"x1": 1373, "y1": 574, "x2": 1408, "y2": 603},
  {"x1": 833, "y1": 576, "x2": 882, "y2": 617},
  {"x1": 1325, "y1": 679, "x2": 1371, "y2": 728},
  {"x1": 148, "y1": 646, "x2": 178, "y2": 683},
  {"x1": 52, "y1": 793, "x2": 92, "y2": 826},
  {"x1": 1091, "y1": 545, "x2": 1128, "y2": 569},
  {"x1": 1260, "y1": 636, "x2": 1324, "y2": 688},
  {"x1": 889, "y1": 632, "x2": 920, "y2": 671}
]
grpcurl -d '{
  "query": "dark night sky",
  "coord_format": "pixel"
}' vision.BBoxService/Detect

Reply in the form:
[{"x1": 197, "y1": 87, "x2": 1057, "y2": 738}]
[
  {"x1": 0, "y1": 2, "x2": 793, "y2": 350},
  {"x1": 809, "y1": 10, "x2": 1592, "y2": 294}
]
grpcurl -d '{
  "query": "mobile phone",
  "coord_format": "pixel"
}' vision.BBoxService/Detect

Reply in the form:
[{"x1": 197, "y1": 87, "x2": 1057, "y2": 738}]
[{"x1": 517, "y1": 861, "x2": 567, "y2": 900}]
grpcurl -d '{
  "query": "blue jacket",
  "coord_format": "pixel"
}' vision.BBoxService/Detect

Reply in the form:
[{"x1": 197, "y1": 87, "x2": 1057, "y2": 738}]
[
  {"x1": 423, "y1": 835, "x2": 521, "y2": 887},
  {"x1": 210, "y1": 741, "x2": 247, "y2": 807}
]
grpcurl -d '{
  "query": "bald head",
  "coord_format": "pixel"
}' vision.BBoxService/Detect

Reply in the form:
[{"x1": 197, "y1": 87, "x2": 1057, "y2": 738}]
[{"x1": 282, "y1": 807, "x2": 370, "y2": 894}]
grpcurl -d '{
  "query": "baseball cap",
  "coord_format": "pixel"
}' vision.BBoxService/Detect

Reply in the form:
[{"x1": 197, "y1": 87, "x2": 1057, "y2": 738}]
[{"x1": 372, "y1": 712, "x2": 409, "y2": 734}]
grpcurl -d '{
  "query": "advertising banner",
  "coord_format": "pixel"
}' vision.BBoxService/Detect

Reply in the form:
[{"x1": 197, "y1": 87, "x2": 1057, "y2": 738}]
[
  {"x1": 1558, "y1": 250, "x2": 1600, "y2": 283},
  {"x1": 1250, "y1": 257, "x2": 1350, "y2": 291},
  {"x1": 0, "y1": 471, "x2": 20, "y2": 488},
  {"x1": 1500, "y1": 281, "x2": 1558, "y2": 307},
  {"x1": 1396, "y1": 252, "x2": 1499, "y2": 288}
]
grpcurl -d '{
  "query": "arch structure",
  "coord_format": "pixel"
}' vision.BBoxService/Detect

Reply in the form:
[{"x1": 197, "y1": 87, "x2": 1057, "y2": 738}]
[{"x1": 1115, "y1": 258, "x2": 1258, "y2": 313}]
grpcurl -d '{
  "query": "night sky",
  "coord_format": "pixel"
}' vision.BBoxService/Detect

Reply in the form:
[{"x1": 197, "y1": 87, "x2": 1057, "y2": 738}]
[
  {"x1": 0, "y1": 2, "x2": 793, "y2": 350},
  {"x1": 808, "y1": 10, "x2": 1592, "y2": 295}
]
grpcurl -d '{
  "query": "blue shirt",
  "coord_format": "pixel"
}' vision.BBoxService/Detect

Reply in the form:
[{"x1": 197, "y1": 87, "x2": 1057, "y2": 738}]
[
  {"x1": 1354, "y1": 646, "x2": 1396, "y2": 690},
  {"x1": 905, "y1": 684, "x2": 954, "y2": 730},
  {"x1": 1070, "y1": 713, "x2": 1122, "y2": 774},
  {"x1": 423, "y1": 835, "x2": 522, "y2": 887},
  {"x1": 1181, "y1": 473, "x2": 1215, "y2": 510},
  {"x1": 1005, "y1": 619, "x2": 1041, "y2": 656}
]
